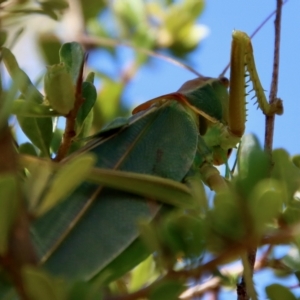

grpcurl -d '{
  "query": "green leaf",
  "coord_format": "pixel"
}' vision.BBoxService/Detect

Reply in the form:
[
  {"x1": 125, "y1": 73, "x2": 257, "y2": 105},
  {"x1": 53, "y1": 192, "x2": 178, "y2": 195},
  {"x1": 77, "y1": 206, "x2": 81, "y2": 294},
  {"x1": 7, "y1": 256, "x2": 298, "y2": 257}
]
[
  {"x1": 50, "y1": 128, "x2": 64, "y2": 155},
  {"x1": 35, "y1": 153, "x2": 96, "y2": 216},
  {"x1": 266, "y1": 284, "x2": 297, "y2": 300},
  {"x1": 67, "y1": 280, "x2": 104, "y2": 300},
  {"x1": 272, "y1": 149, "x2": 300, "y2": 203},
  {"x1": 39, "y1": 0, "x2": 69, "y2": 10},
  {"x1": 162, "y1": 212, "x2": 205, "y2": 258},
  {"x1": 25, "y1": 159, "x2": 53, "y2": 212},
  {"x1": 209, "y1": 189, "x2": 246, "y2": 242},
  {"x1": 1, "y1": 47, "x2": 44, "y2": 103},
  {"x1": 248, "y1": 179, "x2": 283, "y2": 235},
  {"x1": 149, "y1": 279, "x2": 185, "y2": 300},
  {"x1": 90, "y1": 238, "x2": 150, "y2": 286},
  {"x1": 38, "y1": 33, "x2": 61, "y2": 65},
  {"x1": 128, "y1": 255, "x2": 158, "y2": 292},
  {"x1": 0, "y1": 30, "x2": 7, "y2": 46},
  {"x1": 85, "y1": 72, "x2": 95, "y2": 83},
  {"x1": 22, "y1": 265, "x2": 67, "y2": 300},
  {"x1": 44, "y1": 63, "x2": 75, "y2": 114},
  {"x1": 19, "y1": 142, "x2": 38, "y2": 156},
  {"x1": 0, "y1": 80, "x2": 19, "y2": 129},
  {"x1": 12, "y1": 99, "x2": 60, "y2": 117},
  {"x1": 87, "y1": 168, "x2": 196, "y2": 208},
  {"x1": 76, "y1": 81, "x2": 97, "y2": 130},
  {"x1": 236, "y1": 134, "x2": 269, "y2": 198},
  {"x1": 17, "y1": 116, "x2": 53, "y2": 157},
  {"x1": 283, "y1": 248, "x2": 300, "y2": 268},
  {"x1": 292, "y1": 155, "x2": 300, "y2": 169},
  {"x1": 0, "y1": 175, "x2": 18, "y2": 255},
  {"x1": 95, "y1": 78, "x2": 124, "y2": 126},
  {"x1": 59, "y1": 42, "x2": 84, "y2": 84}
]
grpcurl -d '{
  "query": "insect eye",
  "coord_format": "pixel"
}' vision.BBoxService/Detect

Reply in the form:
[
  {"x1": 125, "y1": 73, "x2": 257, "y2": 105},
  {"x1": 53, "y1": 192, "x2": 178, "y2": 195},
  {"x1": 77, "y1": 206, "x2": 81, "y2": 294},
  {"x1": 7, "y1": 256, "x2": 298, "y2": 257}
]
[{"x1": 220, "y1": 77, "x2": 229, "y2": 87}]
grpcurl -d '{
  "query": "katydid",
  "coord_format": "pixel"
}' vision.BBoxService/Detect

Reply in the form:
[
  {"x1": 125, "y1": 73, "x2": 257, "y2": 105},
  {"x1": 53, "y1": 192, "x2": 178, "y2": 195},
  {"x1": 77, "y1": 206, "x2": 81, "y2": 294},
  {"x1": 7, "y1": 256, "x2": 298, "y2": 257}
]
[{"x1": 31, "y1": 30, "x2": 283, "y2": 281}]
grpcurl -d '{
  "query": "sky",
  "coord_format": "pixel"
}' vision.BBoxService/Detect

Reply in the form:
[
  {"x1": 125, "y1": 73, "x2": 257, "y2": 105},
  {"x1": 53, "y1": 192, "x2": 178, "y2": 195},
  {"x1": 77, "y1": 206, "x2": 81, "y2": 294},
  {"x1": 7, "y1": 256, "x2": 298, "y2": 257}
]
[{"x1": 5, "y1": 0, "x2": 300, "y2": 298}]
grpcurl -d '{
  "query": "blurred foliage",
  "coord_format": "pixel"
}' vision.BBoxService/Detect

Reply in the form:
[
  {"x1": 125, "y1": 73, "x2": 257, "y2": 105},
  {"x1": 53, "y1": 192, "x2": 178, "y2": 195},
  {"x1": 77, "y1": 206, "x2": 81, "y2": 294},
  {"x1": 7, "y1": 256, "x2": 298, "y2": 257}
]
[{"x1": 0, "y1": 1, "x2": 300, "y2": 300}]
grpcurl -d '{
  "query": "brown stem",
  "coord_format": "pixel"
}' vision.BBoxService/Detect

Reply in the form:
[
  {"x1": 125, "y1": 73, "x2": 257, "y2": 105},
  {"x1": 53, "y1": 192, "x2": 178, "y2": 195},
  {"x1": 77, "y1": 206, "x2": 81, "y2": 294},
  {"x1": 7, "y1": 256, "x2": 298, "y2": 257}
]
[
  {"x1": 103, "y1": 227, "x2": 294, "y2": 300},
  {"x1": 264, "y1": 0, "x2": 283, "y2": 152},
  {"x1": 54, "y1": 58, "x2": 85, "y2": 162}
]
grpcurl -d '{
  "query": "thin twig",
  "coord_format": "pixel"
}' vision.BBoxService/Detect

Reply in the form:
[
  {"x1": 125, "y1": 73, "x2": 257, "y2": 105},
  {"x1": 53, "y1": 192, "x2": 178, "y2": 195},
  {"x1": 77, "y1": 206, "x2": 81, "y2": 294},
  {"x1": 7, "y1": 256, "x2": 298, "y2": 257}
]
[
  {"x1": 264, "y1": 0, "x2": 283, "y2": 152},
  {"x1": 104, "y1": 226, "x2": 296, "y2": 300},
  {"x1": 54, "y1": 57, "x2": 85, "y2": 162},
  {"x1": 78, "y1": 34, "x2": 203, "y2": 77}
]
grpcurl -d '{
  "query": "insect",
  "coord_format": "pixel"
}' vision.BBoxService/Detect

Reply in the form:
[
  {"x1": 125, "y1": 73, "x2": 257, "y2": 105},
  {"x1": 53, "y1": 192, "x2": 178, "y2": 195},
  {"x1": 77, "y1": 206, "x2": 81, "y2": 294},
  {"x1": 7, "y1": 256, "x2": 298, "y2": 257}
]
[{"x1": 31, "y1": 30, "x2": 283, "y2": 282}]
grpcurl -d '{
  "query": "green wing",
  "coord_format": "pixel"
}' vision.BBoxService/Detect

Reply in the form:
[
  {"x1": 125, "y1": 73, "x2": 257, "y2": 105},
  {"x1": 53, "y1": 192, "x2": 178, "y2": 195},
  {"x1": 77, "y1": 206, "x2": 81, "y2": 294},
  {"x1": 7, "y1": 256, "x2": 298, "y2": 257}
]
[{"x1": 31, "y1": 101, "x2": 199, "y2": 280}]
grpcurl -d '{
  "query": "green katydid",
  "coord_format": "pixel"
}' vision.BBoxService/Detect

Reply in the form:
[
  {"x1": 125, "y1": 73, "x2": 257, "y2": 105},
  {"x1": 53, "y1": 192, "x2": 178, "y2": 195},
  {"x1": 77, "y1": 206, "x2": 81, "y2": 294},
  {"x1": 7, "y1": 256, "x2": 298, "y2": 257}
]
[{"x1": 31, "y1": 30, "x2": 283, "y2": 281}]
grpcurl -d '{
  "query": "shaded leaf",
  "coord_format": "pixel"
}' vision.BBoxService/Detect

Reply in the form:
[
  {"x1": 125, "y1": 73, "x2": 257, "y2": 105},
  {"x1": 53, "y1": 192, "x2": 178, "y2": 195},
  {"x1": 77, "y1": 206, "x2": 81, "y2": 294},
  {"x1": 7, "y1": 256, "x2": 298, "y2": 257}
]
[
  {"x1": 44, "y1": 63, "x2": 75, "y2": 114},
  {"x1": 76, "y1": 81, "x2": 97, "y2": 130},
  {"x1": 17, "y1": 116, "x2": 53, "y2": 157},
  {"x1": 1, "y1": 47, "x2": 43, "y2": 103},
  {"x1": 35, "y1": 153, "x2": 96, "y2": 216},
  {"x1": 149, "y1": 279, "x2": 184, "y2": 300},
  {"x1": 265, "y1": 283, "x2": 297, "y2": 300},
  {"x1": 22, "y1": 265, "x2": 67, "y2": 300},
  {"x1": 12, "y1": 99, "x2": 59, "y2": 117},
  {"x1": 59, "y1": 43, "x2": 84, "y2": 84},
  {"x1": 19, "y1": 142, "x2": 38, "y2": 156}
]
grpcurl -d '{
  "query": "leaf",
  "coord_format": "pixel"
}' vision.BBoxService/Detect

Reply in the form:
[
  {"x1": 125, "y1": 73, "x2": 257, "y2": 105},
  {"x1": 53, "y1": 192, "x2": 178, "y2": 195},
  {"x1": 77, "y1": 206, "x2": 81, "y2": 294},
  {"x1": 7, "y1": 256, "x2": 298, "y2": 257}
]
[
  {"x1": 265, "y1": 284, "x2": 297, "y2": 300},
  {"x1": 90, "y1": 238, "x2": 150, "y2": 286},
  {"x1": 38, "y1": 33, "x2": 61, "y2": 65},
  {"x1": 12, "y1": 99, "x2": 59, "y2": 117},
  {"x1": 25, "y1": 159, "x2": 53, "y2": 212},
  {"x1": 17, "y1": 115, "x2": 53, "y2": 157},
  {"x1": 236, "y1": 134, "x2": 269, "y2": 198},
  {"x1": 0, "y1": 80, "x2": 19, "y2": 129},
  {"x1": 19, "y1": 142, "x2": 38, "y2": 156},
  {"x1": 149, "y1": 279, "x2": 185, "y2": 300},
  {"x1": 0, "y1": 30, "x2": 7, "y2": 46},
  {"x1": 87, "y1": 168, "x2": 196, "y2": 208},
  {"x1": 22, "y1": 265, "x2": 67, "y2": 300},
  {"x1": 1, "y1": 47, "x2": 44, "y2": 103},
  {"x1": 50, "y1": 128, "x2": 64, "y2": 155},
  {"x1": 0, "y1": 175, "x2": 18, "y2": 255},
  {"x1": 76, "y1": 81, "x2": 97, "y2": 130},
  {"x1": 59, "y1": 42, "x2": 84, "y2": 84},
  {"x1": 35, "y1": 153, "x2": 96, "y2": 216},
  {"x1": 44, "y1": 63, "x2": 75, "y2": 114},
  {"x1": 128, "y1": 255, "x2": 157, "y2": 292},
  {"x1": 272, "y1": 149, "x2": 300, "y2": 203},
  {"x1": 39, "y1": 0, "x2": 69, "y2": 10}
]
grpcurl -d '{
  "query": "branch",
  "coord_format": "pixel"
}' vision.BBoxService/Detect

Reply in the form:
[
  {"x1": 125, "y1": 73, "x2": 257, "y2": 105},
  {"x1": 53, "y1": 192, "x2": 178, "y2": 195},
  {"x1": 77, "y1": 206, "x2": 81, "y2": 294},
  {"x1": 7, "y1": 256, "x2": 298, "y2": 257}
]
[
  {"x1": 54, "y1": 57, "x2": 85, "y2": 162},
  {"x1": 264, "y1": 0, "x2": 283, "y2": 152}
]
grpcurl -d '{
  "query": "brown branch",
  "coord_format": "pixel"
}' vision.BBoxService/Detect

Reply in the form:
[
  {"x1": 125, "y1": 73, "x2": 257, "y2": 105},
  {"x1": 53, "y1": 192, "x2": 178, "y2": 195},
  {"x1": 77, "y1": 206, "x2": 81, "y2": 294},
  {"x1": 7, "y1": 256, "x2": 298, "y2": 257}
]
[
  {"x1": 54, "y1": 57, "x2": 85, "y2": 162},
  {"x1": 264, "y1": 0, "x2": 283, "y2": 152},
  {"x1": 103, "y1": 227, "x2": 296, "y2": 300}
]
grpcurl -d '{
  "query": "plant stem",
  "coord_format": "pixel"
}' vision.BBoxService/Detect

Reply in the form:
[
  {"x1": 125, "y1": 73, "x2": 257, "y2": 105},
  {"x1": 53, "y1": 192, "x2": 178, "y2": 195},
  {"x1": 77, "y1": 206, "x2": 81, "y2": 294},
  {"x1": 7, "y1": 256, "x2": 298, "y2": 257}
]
[{"x1": 54, "y1": 58, "x2": 85, "y2": 162}]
